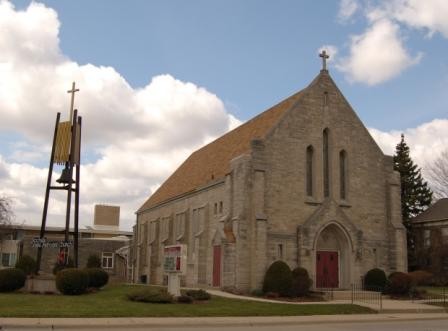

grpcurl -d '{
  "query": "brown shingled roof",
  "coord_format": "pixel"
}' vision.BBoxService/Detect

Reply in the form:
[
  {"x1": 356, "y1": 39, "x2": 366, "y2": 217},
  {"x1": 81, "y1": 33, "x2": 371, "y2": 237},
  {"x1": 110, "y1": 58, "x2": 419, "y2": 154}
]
[
  {"x1": 137, "y1": 88, "x2": 306, "y2": 212},
  {"x1": 412, "y1": 198, "x2": 448, "y2": 222}
]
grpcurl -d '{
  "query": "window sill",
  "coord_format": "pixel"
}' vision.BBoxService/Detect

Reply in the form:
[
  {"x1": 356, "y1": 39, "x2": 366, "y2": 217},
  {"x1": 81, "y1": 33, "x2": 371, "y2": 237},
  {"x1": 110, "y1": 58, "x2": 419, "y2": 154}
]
[
  {"x1": 304, "y1": 197, "x2": 322, "y2": 205},
  {"x1": 339, "y1": 201, "x2": 351, "y2": 208}
]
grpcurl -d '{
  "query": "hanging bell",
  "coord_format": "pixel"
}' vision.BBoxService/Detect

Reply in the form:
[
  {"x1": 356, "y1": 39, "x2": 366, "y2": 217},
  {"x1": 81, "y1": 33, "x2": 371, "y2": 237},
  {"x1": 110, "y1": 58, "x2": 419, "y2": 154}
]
[{"x1": 56, "y1": 166, "x2": 73, "y2": 184}]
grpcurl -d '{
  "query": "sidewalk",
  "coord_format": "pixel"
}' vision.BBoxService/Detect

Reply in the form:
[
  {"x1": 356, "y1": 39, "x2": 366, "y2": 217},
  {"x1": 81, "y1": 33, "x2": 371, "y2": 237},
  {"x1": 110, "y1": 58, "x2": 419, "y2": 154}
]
[
  {"x1": 207, "y1": 289, "x2": 446, "y2": 313},
  {"x1": 1, "y1": 314, "x2": 448, "y2": 329}
]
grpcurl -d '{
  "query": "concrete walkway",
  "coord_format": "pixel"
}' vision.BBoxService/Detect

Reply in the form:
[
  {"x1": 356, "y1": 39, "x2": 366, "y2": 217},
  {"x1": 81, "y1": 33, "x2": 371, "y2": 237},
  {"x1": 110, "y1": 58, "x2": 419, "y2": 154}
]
[{"x1": 206, "y1": 289, "x2": 447, "y2": 313}]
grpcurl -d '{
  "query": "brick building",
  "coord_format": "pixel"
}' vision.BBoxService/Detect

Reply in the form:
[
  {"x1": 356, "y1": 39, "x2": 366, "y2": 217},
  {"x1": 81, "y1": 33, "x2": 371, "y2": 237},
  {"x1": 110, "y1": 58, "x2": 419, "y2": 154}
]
[
  {"x1": 134, "y1": 59, "x2": 407, "y2": 291},
  {"x1": 411, "y1": 198, "x2": 448, "y2": 281},
  {"x1": 1, "y1": 205, "x2": 133, "y2": 281}
]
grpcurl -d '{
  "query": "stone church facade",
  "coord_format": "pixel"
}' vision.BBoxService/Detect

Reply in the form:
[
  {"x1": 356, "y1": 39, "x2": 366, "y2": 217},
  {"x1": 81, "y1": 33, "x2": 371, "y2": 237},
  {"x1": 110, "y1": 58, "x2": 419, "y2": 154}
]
[{"x1": 134, "y1": 62, "x2": 407, "y2": 291}]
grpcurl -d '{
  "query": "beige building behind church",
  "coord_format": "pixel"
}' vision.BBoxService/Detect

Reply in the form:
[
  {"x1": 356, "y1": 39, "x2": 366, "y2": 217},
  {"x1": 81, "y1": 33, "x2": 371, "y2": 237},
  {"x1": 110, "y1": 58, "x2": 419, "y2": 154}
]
[{"x1": 133, "y1": 59, "x2": 407, "y2": 291}]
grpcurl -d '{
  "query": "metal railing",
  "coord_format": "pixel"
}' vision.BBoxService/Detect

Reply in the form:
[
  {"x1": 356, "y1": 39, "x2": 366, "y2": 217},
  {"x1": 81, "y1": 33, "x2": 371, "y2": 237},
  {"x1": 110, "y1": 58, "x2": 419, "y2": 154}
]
[
  {"x1": 411, "y1": 287, "x2": 447, "y2": 308},
  {"x1": 351, "y1": 282, "x2": 383, "y2": 311}
]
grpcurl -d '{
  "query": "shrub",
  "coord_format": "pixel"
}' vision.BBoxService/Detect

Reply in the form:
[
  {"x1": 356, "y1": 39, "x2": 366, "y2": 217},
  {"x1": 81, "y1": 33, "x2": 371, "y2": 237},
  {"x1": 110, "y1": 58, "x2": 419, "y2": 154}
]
[
  {"x1": 86, "y1": 254, "x2": 102, "y2": 268},
  {"x1": 15, "y1": 255, "x2": 37, "y2": 275},
  {"x1": 53, "y1": 257, "x2": 75, "y2": 275},
  {"x1": 262, "y1": 260, "x2": 292, "y2": 297},
  {"x1": 290, "y1": 267, "x2": 312, "y2": 297},
  {"x1": 177, "y1": 295, "x2": 193, "y2": 303},
  {"x1": 85, "y1": 268, "x2": 109, "y2": 288},
  {"x1": 364, "y1": 268, "x2": 387, "y2": 290},
  {"x1": 408, "y1": 270, "x2": 433, "y2": 286},
  {"x1": 387, "y1": 272, "x2": 412, "y2": 296},
  {"x1": 55, "y1": 268, "x2": 89, "y2": 295},
  {"x1": 127, "y1": 288, "x2": 174, "y2": 303},
  {"x1": 0, "y1": 268, "x2": 26, "y2": 292},
  {"x1": 265, "y1": 292, "x2": 280, "y2": 299},
  {"x1": 185, "y1": 289, "x2": 211, "y2": 301},
  {"x1": 251, "y1": 288, "x2": 264, "y2": 297}
]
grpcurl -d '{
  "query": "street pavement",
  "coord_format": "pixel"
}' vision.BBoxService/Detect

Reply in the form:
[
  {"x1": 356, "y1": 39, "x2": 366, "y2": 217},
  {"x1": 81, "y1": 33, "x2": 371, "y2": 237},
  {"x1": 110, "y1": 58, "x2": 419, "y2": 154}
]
[{"x1": 1, "y1": 314, "x2": 448, "y2": 330}]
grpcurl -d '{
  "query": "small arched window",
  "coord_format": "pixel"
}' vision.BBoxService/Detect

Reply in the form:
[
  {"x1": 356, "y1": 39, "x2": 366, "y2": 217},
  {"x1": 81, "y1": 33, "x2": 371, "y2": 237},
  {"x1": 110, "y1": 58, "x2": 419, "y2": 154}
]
[
  {"x1": 306, "y1": 145, "x2": 314, "y2": 196},
  {"x1": 323, "y1": 129, "x2": 330, "y2": 197},
  {"x1": 339, "y1": 150, "x2": 347, "y2": 200}
]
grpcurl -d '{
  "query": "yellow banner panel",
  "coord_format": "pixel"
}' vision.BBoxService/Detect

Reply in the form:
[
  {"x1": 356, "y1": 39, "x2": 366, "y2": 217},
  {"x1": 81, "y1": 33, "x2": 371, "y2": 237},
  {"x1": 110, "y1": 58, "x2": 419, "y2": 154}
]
[{"x1": 54, "y1": 121, "x2": 71, "y2": 164}]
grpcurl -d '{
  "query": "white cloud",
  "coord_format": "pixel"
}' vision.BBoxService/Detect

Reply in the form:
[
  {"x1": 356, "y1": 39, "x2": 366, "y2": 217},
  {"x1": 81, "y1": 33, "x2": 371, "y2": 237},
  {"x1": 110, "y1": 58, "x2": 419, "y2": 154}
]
[
  {"x1": 368, "y1": 119, "x2": 448, "y2": 190},
  {"x1": 335, "y1": 0, "x2": 448, "y2": 85},
  {"x1": 336, "y1": 19, "x2": 422, "y2": 85},
  {"x1": 338, "y1": 0, "x2": 359, "y2": 22},
  {"x1": 0, "y1": 2, "x2": 240, "y2": 230},
  {"x1": 370, "y1": 0, "x2": 448, "y2": 38}
]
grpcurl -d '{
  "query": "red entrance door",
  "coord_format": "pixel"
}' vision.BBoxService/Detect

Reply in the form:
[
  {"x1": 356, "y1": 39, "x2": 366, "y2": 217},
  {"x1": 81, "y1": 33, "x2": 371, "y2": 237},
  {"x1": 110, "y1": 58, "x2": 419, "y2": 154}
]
[
  {"x1": 316, "y1": 251, "x2": 339, "y2": 288},
  {"x1": 212, "y1": 245, "x2": 221, "y2": 287}
]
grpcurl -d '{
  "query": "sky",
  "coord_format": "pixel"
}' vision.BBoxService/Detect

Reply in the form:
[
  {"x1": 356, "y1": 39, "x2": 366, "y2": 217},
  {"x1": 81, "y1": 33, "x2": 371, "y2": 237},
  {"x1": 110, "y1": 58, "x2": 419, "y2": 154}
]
[{"x1": 0, "y1": 0, "x2": 447, "y2": 230}]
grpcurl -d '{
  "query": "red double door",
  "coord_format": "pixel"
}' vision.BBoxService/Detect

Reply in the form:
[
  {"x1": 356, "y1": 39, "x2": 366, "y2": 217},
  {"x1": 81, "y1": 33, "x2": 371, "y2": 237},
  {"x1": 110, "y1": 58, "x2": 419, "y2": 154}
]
[
  {"x1": 212, "y1": 245, "x2": 221, "y2": 287},
  {"x1": 316, "y1": 251, "x2": 339, "y2": 288}
]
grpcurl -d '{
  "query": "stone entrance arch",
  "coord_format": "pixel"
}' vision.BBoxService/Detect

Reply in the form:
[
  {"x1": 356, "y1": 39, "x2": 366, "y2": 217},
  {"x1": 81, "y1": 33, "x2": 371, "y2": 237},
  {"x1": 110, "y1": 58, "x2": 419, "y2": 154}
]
[{"x1": 314, "y1": 223, "x2": 352, "y2": 289}]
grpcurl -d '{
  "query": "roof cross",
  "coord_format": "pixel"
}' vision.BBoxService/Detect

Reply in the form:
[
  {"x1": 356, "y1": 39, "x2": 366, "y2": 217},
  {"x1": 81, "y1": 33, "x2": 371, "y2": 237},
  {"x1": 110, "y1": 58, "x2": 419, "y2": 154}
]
[
  {"x1": 319, "y1": 50, "x2": 330, "y2": 71},
  {"x1": 67, "y1": 82, "x2": 79, "y2": 122}
]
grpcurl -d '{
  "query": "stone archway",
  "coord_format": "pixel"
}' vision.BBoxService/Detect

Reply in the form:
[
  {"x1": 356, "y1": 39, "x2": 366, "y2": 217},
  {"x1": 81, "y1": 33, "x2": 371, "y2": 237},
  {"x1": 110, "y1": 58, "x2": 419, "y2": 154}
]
[{"x1": 315, "y1": 223, "x2": 352, "y2": 289}]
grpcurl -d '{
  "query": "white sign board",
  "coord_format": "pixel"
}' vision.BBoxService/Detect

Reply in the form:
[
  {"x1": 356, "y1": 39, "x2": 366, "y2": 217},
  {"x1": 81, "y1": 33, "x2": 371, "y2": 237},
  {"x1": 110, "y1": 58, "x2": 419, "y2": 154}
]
[{"x1": 163, "y1": 244, "x2": 186, "y2": 274}]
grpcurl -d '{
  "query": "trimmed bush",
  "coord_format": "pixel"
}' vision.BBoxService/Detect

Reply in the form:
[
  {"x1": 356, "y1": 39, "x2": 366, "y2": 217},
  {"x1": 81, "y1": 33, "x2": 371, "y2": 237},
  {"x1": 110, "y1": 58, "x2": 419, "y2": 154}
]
[
  {"x1": 53, "y1": 257, "x2": 75, "y2": 275},
  {"x1": 262, "y1": 260, "x2": 292, "y2": 297},
  {"x1": 127, "y1": 288, "x2": 174, "y2": 303},
  {"x1": 15, "y1": 255, "x2": 37, "y2": 275},
  {"x1": 387, "y1": 272, "x2": 412, "y2": 296},
  {"x1": 85, "y1": 268, "x2": 109, "y2": 288},
  {"x1": 0, "y1": 268, "x2": 26, "y2": 292},
  {"x1": 86, "y1": 255, "x2": 102, "y2": 268},
  {"x1": 177, "y1": 295, "x2": 193, "y2": 303},
  {"x1": 290, "y1": 267, "x2": 312, "y2": 297},
  {"x1": 185, "y1": 289, "x2": 211, "y2": 301},
  {"x1": 364, "y1": 268, "x2": 387, "y2": 290},
  {"x1": 408, "y1": 270, "x2": 433, "y2": 286},
  {"x1": 55, "y1": 268, "x2": 89, "y2": 295},
  {"x1": 251, "y1": 289, "x2": 264, "y2": 297}
]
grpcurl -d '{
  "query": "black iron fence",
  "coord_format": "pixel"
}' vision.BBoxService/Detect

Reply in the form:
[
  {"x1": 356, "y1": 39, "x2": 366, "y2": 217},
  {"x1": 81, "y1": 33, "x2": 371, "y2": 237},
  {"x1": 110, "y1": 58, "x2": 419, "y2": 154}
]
[
  {"x1": 411, "y1": 287, "x2": 448, "y2": 308},
  {"x1": 351, "y1": 282, "x2": 383, "y2": 311}
]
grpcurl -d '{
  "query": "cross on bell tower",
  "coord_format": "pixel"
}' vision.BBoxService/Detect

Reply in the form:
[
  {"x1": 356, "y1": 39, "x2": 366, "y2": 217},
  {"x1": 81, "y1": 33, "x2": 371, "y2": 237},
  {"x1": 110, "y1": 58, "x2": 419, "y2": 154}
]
[
  {"x1": 319, "y1": 50, "x2": 330, "y2": 71},
  {"x1": 67, "y1": 82, "x2": 79, "y2": 122}
]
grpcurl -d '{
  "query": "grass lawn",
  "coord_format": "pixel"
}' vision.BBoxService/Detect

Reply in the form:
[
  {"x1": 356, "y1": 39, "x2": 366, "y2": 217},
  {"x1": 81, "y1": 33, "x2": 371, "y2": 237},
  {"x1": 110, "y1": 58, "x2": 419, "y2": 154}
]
[
  {"x1": 0, "y1": 285, "x2": 375, "y2": 317},
  {"x1": 418, "y1": 287, "x2": 447, "y2": 296}
]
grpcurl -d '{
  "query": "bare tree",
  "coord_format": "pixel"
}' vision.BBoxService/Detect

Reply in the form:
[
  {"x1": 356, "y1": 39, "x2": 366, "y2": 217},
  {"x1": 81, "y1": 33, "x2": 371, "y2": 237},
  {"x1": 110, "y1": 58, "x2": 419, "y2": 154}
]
[
  {"x1": 426, "y1": 149, "x2": 448, "y2": 199},
  {"x1": 0, "y1": 196, "x2": 13, "y2": 227}
]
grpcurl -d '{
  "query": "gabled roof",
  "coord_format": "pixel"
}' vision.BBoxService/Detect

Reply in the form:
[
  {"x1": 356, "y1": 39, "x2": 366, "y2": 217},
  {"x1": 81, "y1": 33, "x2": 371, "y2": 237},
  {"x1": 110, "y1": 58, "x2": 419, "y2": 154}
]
[
  {"x1": 412, "y1": 198, "x2": 448, "y2": 223},
  {"x1": 138, "y1": 87, "x2": 307, "y2": 212}
]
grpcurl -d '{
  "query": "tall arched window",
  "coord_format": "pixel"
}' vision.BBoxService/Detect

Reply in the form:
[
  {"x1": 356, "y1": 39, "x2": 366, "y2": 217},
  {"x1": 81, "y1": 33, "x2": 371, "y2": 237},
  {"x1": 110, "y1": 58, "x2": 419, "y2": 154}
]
[
  {"x1": 323, "y1": 129, "x2": 330, "y2": 197},
  {"x1": 340, "y1": 150, "x2": 347, "y2": 200},
  {"x1": 306, "y1": 145, "x2": 314, "y2": 196}
]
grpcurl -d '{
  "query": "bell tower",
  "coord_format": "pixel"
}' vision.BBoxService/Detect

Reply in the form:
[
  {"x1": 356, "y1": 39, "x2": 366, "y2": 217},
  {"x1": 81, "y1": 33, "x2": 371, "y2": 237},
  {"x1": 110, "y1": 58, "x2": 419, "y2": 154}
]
[{"x1": 35, "y1": 82, "x2": 82, "y2": 273}]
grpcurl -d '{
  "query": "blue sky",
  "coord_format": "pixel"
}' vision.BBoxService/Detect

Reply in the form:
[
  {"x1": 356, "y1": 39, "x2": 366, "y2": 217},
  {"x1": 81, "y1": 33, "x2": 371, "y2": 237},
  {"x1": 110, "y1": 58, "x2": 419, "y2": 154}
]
[
  {"x1": 1, "y1": 0, "x2": 447, "y2": 229},
  {"x1": 11, "y1": 0, "x2": 448, "y2": 128}
]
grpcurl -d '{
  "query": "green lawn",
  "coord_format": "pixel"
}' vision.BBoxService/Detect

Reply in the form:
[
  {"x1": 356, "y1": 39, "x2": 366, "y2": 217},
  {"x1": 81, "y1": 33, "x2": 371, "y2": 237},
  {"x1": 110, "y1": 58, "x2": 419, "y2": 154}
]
[
  {"x1": 0, "y1": 285, "x2": 375, "y2": 317},
  {"x1": 418, "y1": 287, "x2": 447, "y2": 296}
]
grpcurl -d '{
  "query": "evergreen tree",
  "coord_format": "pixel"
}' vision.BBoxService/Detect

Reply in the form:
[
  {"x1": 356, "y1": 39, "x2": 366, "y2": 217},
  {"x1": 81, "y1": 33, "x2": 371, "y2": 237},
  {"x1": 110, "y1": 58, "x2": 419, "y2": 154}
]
[{"x1": 393, "y1": 134, "x2": 433, "y2": 269}]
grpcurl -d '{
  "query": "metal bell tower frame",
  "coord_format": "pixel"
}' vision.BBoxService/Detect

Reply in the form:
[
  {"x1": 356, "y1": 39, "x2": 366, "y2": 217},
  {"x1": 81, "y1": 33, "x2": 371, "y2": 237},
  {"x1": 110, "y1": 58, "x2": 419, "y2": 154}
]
[{"x1": 36, "y1": 82, "x2": 82, "y2": 273}]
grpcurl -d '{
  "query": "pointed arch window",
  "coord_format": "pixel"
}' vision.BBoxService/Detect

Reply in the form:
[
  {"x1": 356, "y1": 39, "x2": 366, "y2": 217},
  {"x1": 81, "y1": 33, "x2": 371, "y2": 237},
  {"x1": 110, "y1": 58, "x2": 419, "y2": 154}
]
[
  {"x1": 306, "y1": 145, "x2": 314, "y2": 197},
  {"x1": 340, "y1": 150, "x2": 347, "y2": 200},
  {"x1": 323, "y1": 128, "x2": 330, "y2": 197}
]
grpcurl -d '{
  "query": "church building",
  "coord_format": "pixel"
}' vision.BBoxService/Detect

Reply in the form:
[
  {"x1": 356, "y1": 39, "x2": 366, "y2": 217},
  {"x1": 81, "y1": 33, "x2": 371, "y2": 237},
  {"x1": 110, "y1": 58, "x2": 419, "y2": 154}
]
[{"x1": 134, "y1": 52, "x2": 407, "y2": 291}]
